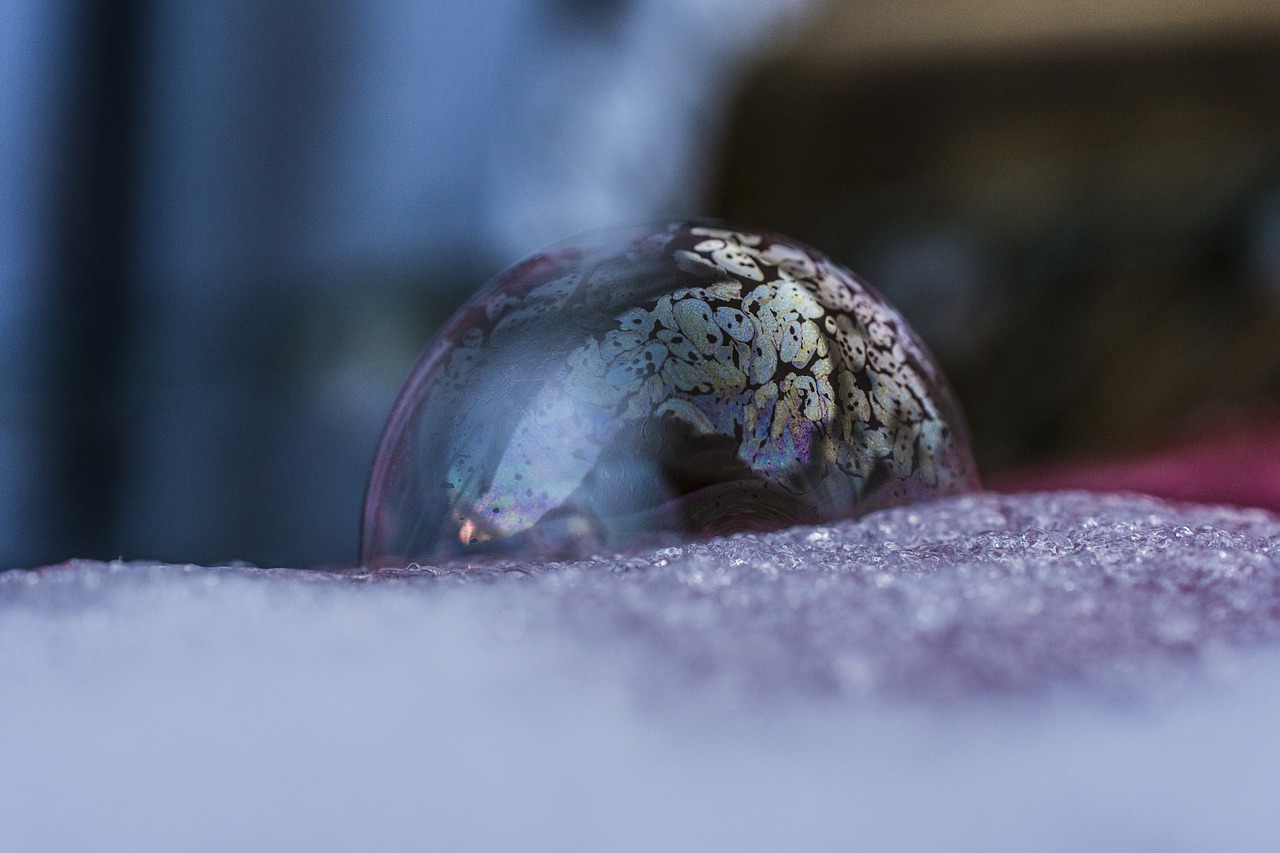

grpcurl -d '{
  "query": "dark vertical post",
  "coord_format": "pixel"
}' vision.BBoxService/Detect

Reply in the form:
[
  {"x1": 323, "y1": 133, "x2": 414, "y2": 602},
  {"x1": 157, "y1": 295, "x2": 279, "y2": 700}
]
[{"x1": 47, "y1": 0, "x2": 148, "y2": 560}]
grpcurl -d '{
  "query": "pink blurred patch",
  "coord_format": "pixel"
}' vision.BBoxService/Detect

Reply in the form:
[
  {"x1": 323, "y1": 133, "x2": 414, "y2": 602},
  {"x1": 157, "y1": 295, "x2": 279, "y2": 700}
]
[{"x1": 993, "y1": 409, "x2": 1280, "y2": 514}]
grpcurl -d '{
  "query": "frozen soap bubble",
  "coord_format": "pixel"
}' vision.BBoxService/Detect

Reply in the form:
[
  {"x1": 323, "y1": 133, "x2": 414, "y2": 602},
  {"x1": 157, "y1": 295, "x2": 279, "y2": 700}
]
[{"x1": 361, "y1": 222, "x2": 979, "y2": 567}]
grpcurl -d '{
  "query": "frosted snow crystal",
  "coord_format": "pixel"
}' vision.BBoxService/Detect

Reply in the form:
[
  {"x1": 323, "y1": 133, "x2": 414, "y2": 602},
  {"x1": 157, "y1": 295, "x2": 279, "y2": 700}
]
[
  {"x1": 7, "y1": 491, "x2": 1280, "y2": 703},
  {"x1": 385, "y1": 490, "x2": 1280, "y2": 701},
  {"x1": 5, "y1": 490, "x2": 1280, "y2": 852}
]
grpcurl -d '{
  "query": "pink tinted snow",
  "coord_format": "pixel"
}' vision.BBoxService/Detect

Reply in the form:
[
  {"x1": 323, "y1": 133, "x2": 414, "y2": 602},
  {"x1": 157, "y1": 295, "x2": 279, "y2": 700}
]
[{"x1": 9, "y1": 490, "x2": 1280, "y2": 703}]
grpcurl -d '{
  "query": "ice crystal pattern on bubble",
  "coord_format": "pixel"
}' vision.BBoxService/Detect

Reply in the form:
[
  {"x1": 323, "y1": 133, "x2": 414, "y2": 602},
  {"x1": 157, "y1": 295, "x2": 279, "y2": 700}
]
[{"x1": 362, "y1": 223, "x2": 978, "y2": 566}]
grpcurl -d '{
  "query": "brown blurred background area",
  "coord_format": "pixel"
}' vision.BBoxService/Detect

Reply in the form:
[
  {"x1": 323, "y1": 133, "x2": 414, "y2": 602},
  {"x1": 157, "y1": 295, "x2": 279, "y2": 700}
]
[
  {"x1": 4, "y1": 0, "x2": 1280, "y2": 568},
  {"x1": 714, "y1": 0, "x2": 1280, "y2": 472}
]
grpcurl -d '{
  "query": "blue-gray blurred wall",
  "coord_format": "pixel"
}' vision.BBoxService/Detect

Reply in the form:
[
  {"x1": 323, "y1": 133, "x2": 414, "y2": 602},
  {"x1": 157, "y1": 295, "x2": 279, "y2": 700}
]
[{"x1": 0, "y1": 0, "x2": 813, "y2": 567}]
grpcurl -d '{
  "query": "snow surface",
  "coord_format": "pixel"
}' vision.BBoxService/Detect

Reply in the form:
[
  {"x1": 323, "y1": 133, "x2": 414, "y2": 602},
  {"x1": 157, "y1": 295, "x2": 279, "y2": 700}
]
[{"x1": 4, "y1": 491, "x2": 1280, "y2": 852}]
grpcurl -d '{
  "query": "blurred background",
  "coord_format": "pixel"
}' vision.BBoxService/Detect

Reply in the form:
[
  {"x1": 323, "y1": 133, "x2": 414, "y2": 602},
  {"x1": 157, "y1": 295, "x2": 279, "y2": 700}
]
[{"x1": 3, "y1": 0, "x2": 1279, "y2": 569}]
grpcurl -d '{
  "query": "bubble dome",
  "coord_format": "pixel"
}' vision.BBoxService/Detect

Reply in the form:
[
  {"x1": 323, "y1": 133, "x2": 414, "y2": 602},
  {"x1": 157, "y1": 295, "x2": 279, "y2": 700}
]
[{"x1": 361, "y1": 222, "x2": 979, "y2": 567}]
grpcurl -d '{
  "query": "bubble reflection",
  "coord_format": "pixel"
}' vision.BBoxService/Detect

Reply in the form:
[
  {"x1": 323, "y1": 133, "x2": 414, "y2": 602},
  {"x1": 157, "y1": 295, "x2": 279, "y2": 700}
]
[{"x1": 361, "y1": 222, "x2": 979, "y2": 568}]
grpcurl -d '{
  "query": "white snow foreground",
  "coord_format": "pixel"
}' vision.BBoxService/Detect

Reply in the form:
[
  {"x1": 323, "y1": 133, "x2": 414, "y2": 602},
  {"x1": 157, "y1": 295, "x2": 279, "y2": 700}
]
[{"x1": 4, "y1": 492, "x2": 1280, "y2": 852}]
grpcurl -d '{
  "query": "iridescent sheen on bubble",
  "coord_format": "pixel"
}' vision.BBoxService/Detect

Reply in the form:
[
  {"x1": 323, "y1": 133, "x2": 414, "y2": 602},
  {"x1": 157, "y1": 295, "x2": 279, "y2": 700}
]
[{"x1": 361, "y1": 222, "x2": 979, "y2": 567}]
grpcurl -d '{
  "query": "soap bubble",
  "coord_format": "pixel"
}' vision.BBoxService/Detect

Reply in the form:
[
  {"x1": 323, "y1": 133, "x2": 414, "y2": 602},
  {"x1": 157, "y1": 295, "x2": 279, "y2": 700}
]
[{"x1": 361, "y1": 222, "x2": 979, "y2": 567}]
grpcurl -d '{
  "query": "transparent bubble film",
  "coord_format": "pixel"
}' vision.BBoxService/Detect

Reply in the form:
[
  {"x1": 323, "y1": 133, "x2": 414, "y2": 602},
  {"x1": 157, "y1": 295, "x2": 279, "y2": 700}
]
[{"x1": 361, "y1": 222, "x2": 979, "y2": 568}]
